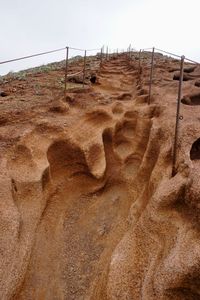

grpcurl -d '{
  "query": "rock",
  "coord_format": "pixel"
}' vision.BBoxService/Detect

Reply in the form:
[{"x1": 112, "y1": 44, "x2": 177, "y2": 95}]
[
  {"x1": 65, "y1": 95, "x2": 74, "y2": 104},
  {"x1": 0, "y1": 91, "x2": 8, "y2": 97},
  {"x1": 195, "y1": 81, "x2": 200, "y2": 87},
  {"x1": 181, "y1": 96, "x2": 191, "y2": 105},
  {"x1": 90, "y1": 75, "x2": 97, "y2": 84},
  {"x1": 173, "y1": 72, "x2": 193, "y2": 81},
  {"x1": 184, "y1": 66, "x2": 196, "y2": 73},
  {"x1": 68, "y1": 75, "x2": 84, "y2": 84},
  {"x1": 49, "y1": 101, "x2": 69, "y2": 113}
]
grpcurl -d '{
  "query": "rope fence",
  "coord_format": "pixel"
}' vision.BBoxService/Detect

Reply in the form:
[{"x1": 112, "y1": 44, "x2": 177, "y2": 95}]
[
  {"x1": 132, "y1": 46, "x2": 200, "y2": 176},
  {"x1": 1, "y1": 43, "x2": 199, "y2": 176},
  {"x1": 0, "y1": 47, "x2": 66, "y2": 65},
  {"x1": 0, "y1": 45, "x2": 103, "y2": 96}
]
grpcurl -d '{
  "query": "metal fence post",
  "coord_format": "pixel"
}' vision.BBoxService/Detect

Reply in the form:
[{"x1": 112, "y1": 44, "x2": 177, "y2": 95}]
[
  {"x1": 138, "y1": 49, "x2": 142, "y2": 74},
  {"x1": 64, "y1": 46, "x2": 69, "y2": 96},
  {"x1": 129, "y1": 45, "x2": 131, "y2": 59},
  {"x1": 102, "y1": 45, "x2": 105, "y2": 61},
  {"x1": 82, "y1": 50, "x2": 87, "y2": 88},
  {"x1": 172, "y1": 55, "x2": 185, "y2": 177},
  {"x1": 106, "y1": 46, "x2": 108, "y2": 61},
  {"x1": 100, "y1": 47, "x2": 103, "y2": 66},
  {"x1": 148, "y1": 47, "x2": 155, "y2": 105}
]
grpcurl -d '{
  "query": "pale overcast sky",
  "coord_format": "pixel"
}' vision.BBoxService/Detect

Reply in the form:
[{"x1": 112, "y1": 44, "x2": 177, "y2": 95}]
[{"x1": 0, "y1": 0, "x2": 199, "y2": 75}]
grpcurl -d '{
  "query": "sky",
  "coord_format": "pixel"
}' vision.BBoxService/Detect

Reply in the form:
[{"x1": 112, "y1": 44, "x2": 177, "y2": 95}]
[{"x1": 0, "y1": 0, "x2": 199, "y2": 75}]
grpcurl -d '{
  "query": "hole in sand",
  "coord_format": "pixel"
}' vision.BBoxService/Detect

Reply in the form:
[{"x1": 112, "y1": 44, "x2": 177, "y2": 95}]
[
  {"x1": 47, "y1": 140, "x2": 88, "y2": 178},
  {"x1": 0, "y1": 116, "x2": 8, "y2": 126},
  {"x1": 195, "y1": 81, "x2": 200, "y2": 88},
  {"x1": 112, "y1": 103, "x2": 124, "y2": 114},
  {"x1": 173, "y1": 73, "x2": 192, "y2": 81},
  {"x1": 90, "y1": 75, "x2": 97, "y2": 84},
  {"x1": 181, "y1": 93, "x2": 200, "y2": 106},
  {"x1": 124, "y1": 111, "x2": 138, "y2": 119},
  {"x1": 117, "y1": 93, "x2": 132, "y2": 101},
  {"x1": 85, "y1": 109, "x2": 112, "y2": 123},
  {"x1": 114, "y1": 141, "x2": 133, "y2": 160},
  {"x1": 11, "y1": 179, "x2": 18, "y2": 192},
  {"x1": 137, "y1": 88, "x2": 148, "y2": 96},
  {"x1": 42, "y1": 167, "x2": 51, "y2": 190},
  {"x1": 123, "y1": 155, "x2": 141, "y2": 177},
  {"x1": 121, "y1": 121, "x2": 136, "y2": 138},
  {"x1": 190, "y1": 138, "x2": 200, "y2": 160},
  {"x1": 0, "y1": 91, "x2": 8, "y2": 97},
  {"x1": 184, "y1": 66, "x2": 196, "y2": 73}
]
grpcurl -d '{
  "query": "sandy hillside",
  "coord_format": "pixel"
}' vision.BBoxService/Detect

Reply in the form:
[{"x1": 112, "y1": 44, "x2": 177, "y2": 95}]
[{"x1": 0, "y1": 52, "x2": 200, "y2": 300}]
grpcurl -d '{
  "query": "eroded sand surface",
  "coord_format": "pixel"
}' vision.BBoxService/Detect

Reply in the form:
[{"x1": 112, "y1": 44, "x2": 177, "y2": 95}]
[{"x1": 0, "y1": 54, "x2": 200, "y2": 299}]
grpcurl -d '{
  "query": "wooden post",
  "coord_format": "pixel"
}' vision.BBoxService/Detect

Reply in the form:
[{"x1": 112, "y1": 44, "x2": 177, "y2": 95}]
[
  {"x1": 172, "y1": 55, "x2": 185, "y2": 177},
  {"x1": 64, "y1": 46, "x2": 69, "y2": 96},
  {"x1": 82, "y1": 50, "x2": 87, "y2": 88},
  {"x1": 148, "y1": 47, "x2": 155, "y2": 105}
]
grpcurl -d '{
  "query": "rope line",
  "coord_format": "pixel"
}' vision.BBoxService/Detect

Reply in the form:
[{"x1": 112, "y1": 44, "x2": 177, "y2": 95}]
[
  {"x1": 0, "y1": 47, "x2": 66, "y2": 65},
  {"x1": 0, "y1": 44, "x2": 199, "y2": 67},
  {"x1": 69, "y1": 47, "x2": 85, "y2": 52},
  {"x1": 0, "y1": 46, "x2": 101, "y2": 66},
  {"x1": 155, "y1": 48, "x2": 181, "y2": 59},
  {"x1": 184, "y1": 57, "x2": 199, "y2": 65},
  {"x1": 142, "y1": 48, "x2": 153, "y2": 51},
  {"x1": 86, "y1": 48, "x2": 101, "y2": 52},
  {"x1": 69, "y1": 47, "x2": 101, "y2": 52},
  {"x1": 155, "y1": 48, "x2": 200, "y2": 65}
]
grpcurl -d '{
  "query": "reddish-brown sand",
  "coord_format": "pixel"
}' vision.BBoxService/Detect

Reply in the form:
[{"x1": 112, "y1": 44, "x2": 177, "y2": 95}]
[{"x1": 0, "y1": 53, "x2": 200, "y2": 300}]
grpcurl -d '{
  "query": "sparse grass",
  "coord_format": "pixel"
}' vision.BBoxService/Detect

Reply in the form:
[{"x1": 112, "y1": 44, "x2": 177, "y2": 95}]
[
  {"x1": 33, "y1": 83, "x2": 44, "y2": 96},
  {"x1": 0, "y1": 54, "x2": 99, "y2": 87},
  {"x1": 67, "y1": 82, "x2": 85, "y2": 90},
  {"x1": 0, "y1": 70, "x2": 27, "y2": 83}
]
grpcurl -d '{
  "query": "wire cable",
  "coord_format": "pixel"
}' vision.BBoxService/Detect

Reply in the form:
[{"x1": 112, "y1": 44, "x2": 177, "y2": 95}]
[
  {"x1": 141, "y1": 48, "x2": 153, "y2": 51},
  {"x1": 0, "y1": 47, "x2": 66, "y2": 65},
  {"x1": 155, "y1": 48, "x2": 182, "y2": 59}
]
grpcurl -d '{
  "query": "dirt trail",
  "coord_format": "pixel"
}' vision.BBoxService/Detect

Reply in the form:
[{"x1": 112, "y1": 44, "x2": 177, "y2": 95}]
[{"x1": 0, "y1": 54, "x2": 200, "y2": 300}]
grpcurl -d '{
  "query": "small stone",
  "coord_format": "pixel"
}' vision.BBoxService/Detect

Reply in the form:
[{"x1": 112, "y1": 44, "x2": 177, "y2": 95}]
[{"x1": 0, "y1": 91, "x2": 8, "y2": 97}]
